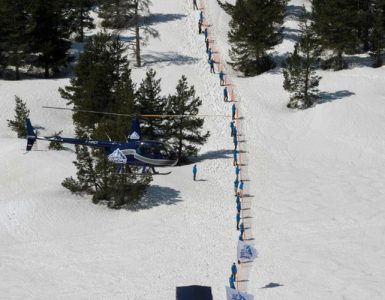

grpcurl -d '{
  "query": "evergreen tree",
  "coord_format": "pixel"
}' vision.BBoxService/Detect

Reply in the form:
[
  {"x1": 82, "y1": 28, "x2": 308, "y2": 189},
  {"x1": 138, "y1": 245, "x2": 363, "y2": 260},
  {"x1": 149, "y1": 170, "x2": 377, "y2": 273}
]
[
  {"x1": 164, "y1": 76, "x2": 209, "y2": 162},
  {"x1": 99, "y1": 0, "x2": 158, "y2": 67},
  {"x1": 48, "y1": 130, "x2": 65, "y2": 150},
  {"x1": 60, "y1": 32, "x2": 151, "y2": 208},
  {"x1": 369, "y1": 0, "x2": 385, "y2": 67},
  {"x1": 0, "y1": 0, "x2": 30, "y2": 79},
  {"x1": 311, "y1": 0, "x2": 358, "y2": 70},
  {"x1": 28, "y1": 0, "x2": 72, "y2": 78},
  {"x1": 135, "y1": 69, "x2": 166, "y2": 140},
  {"x1": 283, "y1": 14, "x2": 321, "y2": 109},
  {"x1": 69, "y1": 0, "x2": 96, "y2": 42},
  {"x1": 99, "y1": 0, "x2": 134, "y2": 29},
  {"x1": 220, "y1": 0, "x2": 286, "y2": 75},
  {"x1": 7, "y1": 96, "x2": 30, "y2": 138}
]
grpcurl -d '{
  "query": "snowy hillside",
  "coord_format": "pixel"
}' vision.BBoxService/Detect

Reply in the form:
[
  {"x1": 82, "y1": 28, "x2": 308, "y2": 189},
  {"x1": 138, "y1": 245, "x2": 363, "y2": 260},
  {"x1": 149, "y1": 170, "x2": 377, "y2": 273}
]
[{"x1": 1, "y1": 0, "x2": 385, "y2": 299}]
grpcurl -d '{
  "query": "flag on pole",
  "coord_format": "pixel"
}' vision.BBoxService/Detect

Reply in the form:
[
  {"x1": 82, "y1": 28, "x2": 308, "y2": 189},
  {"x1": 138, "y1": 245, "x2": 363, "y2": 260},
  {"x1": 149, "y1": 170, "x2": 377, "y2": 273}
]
[
  {"x1": 225, "y1": 287, "x2": 254, "y2": 300},
  {"x1": 237, "y1": 240, "x2": 258, "y2": 262}
]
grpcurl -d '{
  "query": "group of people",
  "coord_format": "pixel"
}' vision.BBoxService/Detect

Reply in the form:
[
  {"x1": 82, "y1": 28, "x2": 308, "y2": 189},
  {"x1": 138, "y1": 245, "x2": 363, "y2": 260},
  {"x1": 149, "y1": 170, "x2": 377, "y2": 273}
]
[{"x1": 194, "y1": 1, "x2": 247, "y2": 291}]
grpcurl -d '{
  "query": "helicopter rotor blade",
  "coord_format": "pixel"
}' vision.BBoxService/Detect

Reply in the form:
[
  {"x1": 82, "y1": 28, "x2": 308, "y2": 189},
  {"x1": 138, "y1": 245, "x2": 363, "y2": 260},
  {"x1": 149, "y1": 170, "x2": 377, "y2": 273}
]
[{"x1": 42, "y1": 106, "x2": 231, "y2": 118}]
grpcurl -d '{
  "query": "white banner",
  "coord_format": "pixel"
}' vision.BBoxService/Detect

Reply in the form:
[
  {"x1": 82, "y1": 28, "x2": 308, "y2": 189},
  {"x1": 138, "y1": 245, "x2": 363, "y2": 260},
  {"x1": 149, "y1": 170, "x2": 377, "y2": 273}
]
[
  {"x1": 237, "y1": 240, "x2": 258, "y2": 262},
  {"x1": 226, "y1": 286, "x2": 254, "y2": 300}
]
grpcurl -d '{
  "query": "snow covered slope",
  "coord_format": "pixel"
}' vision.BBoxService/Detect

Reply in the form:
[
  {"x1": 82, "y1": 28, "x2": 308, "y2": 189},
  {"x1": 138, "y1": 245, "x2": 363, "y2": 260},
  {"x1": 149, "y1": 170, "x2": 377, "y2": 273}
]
[{"x1": 1, "y1": 0, "x2": 385, "y2": 299}]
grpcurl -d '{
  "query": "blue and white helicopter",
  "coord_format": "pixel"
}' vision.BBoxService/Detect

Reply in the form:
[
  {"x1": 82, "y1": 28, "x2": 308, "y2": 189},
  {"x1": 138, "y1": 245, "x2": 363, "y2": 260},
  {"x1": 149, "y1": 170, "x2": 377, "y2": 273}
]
[{"x1": 26, "y1": 112, "x2": 178, "y2": 174}]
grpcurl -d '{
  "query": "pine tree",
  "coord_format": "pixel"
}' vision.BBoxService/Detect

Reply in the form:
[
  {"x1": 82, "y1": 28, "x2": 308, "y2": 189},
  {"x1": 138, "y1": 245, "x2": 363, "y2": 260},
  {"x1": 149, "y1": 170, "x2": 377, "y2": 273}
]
[
  {"x1": 69, "y1": 0, "x2": 96, "y2": 42},
  {"x1": 283, "y1": 14, "x2": 321, "y2": 109},
  {"x1": 221, "y1": 0, "x2": 286, "y2": 75},
  {"x1": 60, "y1": 32, "x2": 151, "y2": 207},
  {"x1": 7, "y1": 96, "x2": 30, "y2": 138},
  {"x1": 0, "y1": 0, "x2": 30, "y2": 80},
  {"x1": 311, "y1": 0, "x2": 358, "y2": 70},
  {"x1": 369, "y1": 0, "x2": 385, "y2": 67},
  {"x1": 28, "y1": 0, "x2": 72, "y2": 78},
  {"x1": 99, "y1": 0, "x2": 158, "y2": 67},
  {"x1": 164, "y1": 76, "x2": 209, "y2": 162},
  {"x1": 135, "y1": 69, "x2": 166, "y2": 140}
]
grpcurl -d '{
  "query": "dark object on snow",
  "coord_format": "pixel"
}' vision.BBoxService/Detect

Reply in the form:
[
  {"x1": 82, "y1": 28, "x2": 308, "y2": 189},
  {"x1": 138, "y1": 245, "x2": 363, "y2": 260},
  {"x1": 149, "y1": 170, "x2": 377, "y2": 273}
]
[{"x1": 176, "y1": 285, "x2": 213, "y2": 300}]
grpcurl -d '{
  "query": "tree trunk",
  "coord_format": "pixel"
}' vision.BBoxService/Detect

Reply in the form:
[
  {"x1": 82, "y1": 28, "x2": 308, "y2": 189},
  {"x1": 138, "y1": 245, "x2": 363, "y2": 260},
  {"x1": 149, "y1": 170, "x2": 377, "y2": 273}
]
[
  {"x1": 135, "y1": 2, "x2": 141, "y2": 67},
  {"x1": 15, "y1": 65, "x2": 20, "y2": 80},
  {"x1": 44, "y1": 65, "x2": 49, "y2": 78}
]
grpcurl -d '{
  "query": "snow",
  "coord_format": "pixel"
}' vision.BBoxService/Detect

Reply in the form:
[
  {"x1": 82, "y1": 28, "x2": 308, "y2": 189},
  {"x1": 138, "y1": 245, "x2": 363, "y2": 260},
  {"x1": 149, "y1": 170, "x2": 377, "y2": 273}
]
[{"x1": 1, "y1": 0, "x2": 385, "y2": 299}]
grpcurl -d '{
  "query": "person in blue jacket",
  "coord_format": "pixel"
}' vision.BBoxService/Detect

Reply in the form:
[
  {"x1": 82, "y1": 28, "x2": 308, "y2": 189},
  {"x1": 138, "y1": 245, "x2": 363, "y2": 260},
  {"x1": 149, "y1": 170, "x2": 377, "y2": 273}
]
[
  {"x1": 240, "y1": 222, "x2": 244, "y2": 235},
  {"x1": 204, "y1": 27, "x2": 208, "y2": 42},
  {"x1": 239, "y1": 180, "x2": 244, "y2": 193},
  {"x1": 231, "y1": 262, "x2": 238, "y2": 280},
  {"x1": 235, "y1": 164, "x2": 240, "y2": 181},
  {"x1": 207, "y1": 47, "x2": 212, "y2": 62},
  {"x1": 233, "y1": 137, "x2": 238, "y2": 151},
  {"x1": 192, "y1": 164, "x2": 197, "y2": 181},
  {"x1": 234, "y1": 178, "x2": 239, "y2": 195},
  {"x1": 209, "y1": 58, "x2": 215, "y2": 73},
  {"x1": 231, "y1": 103, "x2": 236, "y2": 120},
  {"x1": 239, "y1": 232, "x2": 243, "y2": 241},
  {"x1": 233, "y1": 150, "x2": 237, "y2": 166},
  {"x1": 229, "y1": 276, "x2": 236, "y2": 289},
  {"x1": 236, "y1": 201, "x2": 241, "y2": 213},
  {"x1": 223, "y1": 87, "x2": 228, "y2": 102},
  {"x1": 235, "y1": 192, "x2": 241, "y2": 205},
  {"x1": 232, "y1": 125, "x2": 237, "y2": 138},
  {"x1": 230, "y1": 121, "x2": 235, "y2": 137},
  {"x1": 219, "y1": 70, "x2": 225, "y2": 86},
  {"x1": 236, "y1": 212, "x2": 241, "y2": 230}
]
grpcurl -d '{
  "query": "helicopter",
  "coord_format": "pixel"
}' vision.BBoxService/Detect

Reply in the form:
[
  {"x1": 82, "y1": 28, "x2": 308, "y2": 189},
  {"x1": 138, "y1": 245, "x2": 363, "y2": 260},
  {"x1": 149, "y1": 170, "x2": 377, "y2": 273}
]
[
  {"x1": 25, "y1": 106, "x2": 230, "y2": 174},
  {"x1": 26, "y1": 117, "x2": 178, "y2": 175}
]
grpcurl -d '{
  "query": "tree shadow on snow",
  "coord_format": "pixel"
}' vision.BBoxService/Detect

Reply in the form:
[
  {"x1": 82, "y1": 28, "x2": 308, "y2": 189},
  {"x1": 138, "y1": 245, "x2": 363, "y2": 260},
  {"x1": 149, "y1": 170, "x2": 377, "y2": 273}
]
[
  {"x1": 144, "y1": 13, "x2": 187, "y2": 26},
  {"x1": 285, "y1": 5, "x2": 306, "y2": 21},
  {"x1": 128, "y1": 185, "x2": 182, "y2": 211},
  {"x1": 142, "y1": 51, "x2": 199, "y2": 67},
  {"x1": 317, "y1": 90, "x2": 355, "y2": 104},
  {"x1": 193, "y1": 149, "x2": 233, "y2": 162}
]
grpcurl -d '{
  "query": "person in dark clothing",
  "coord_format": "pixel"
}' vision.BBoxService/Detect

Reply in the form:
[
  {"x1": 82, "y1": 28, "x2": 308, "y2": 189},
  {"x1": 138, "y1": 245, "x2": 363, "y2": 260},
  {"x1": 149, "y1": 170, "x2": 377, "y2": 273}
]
[
  {"x1": 198, "y1": 21, "x2": 202, "y2": 34},
  {"x1": 209, "y1": 58, "x2": 215, "y2": 73},
  {"x1": 231, "y1": 262, "x2": 238, "y2": 281},
  {"x1": 231, "y1": 103, "x2": 236, "y2": 120},
  {"x1": 193, "y1": 0, "x2": 198, "y2": 10},
  {"x1": 230, "y1": 121, "x2": 235, "y2": 137},
  {"x1": 233, "y1": 150, "x2": 237, "y2": 166},
  {"x1": 224, "y1": 87, "x2": 228, "y2": 102},
  {"x1": 236, "y1": 212, "x2": 241, "y2": 230},
  {"x1": 219, "y1": 70, "x2": 225, "y2": 86},
  {"x1": 208, "y1": 47, "x2": 212, "y2": 62},
  {"x1": 204, "y1": 28, "x2": 208, "y2": 42},
  {"x1": 192, "y1": 164, "x2": 197, "y2": 181},
  {"x1": 205, "y1": 38, "x2": 209, "y2": 53}
]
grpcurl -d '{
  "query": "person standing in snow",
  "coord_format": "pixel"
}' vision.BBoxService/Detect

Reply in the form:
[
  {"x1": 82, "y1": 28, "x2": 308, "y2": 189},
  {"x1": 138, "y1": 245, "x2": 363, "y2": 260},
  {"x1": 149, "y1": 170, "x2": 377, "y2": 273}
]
[
  {"x1": 232, "y1": 125, "x2": 237, "y2": 139},
  {"x1": 231, "y1": 262, "x2": 238, "y2": 281},
  {"x1": 193, "y1": 0, "x2": 198, "y2": 10},
  {"x1": 231, "y1": 103, "x2": 236, "y2": 120},
  {"x1": 236, "y1": 200, "x2": 241, "y2": 214},
  {"x1": 192, "y1": 164, "x2": 197, "y2": 181},
  {"x1": 235, "y1": 164, "x2": 240, "y2": 181},
  {"x1": 229, "y1": 276, "x2": 236, "y2": 289},
  {"x1": 198, "y1": 21, "x2": 202, "y2": 34},
  {"x1": 239, "y1": 222, "x2": 244, "y2": 239},
  {"x1": 219, "y1": 70, "x2": 225, "y2": 86},
  {"x1": 233, "y1": 137, "x2": 238, "y2": 151},
  {"x1": 239, "y1": 180, "x2": 244, "y2": 194},
  {"x1": 233, "y1": 150, "x2": 237, "y2": 166},
  {"x1": 205, "y1": 38, "x2": 209, "y2": 53},
  {"x1": 224, "y1": 86, "x2": 229, "y2": 102},
  {"x1": 199, "y1": 10, "x2": 204, "y2": 24},
  {"x1": 204, "y1": 27, "x2": 208, "y2": 42},
  {"x1": 209, "y1": 58, "x2": 215, "y2": 73},
  {"x1": 234, "y1": 178, "x2": 239, "y2": 196},
  {"x1": 208, "y1": 47, "x2": 212, "y2": 63},
  {"x1": 230, "y1": 121, "x2": 235, "y2": 137},
  {"x1": 236, "y1": 211, "x2": 241, "y2": 230}
]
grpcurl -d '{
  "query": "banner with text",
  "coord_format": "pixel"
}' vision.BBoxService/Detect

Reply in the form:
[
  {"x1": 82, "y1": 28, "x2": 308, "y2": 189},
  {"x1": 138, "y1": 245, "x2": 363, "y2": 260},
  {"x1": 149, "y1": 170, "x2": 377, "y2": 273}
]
[
  {"x1": 225, "y1": 286, "x2": 254, "y2": 300},
  {"x1": 237, "y1": 240, "x2": 258, "y2": 262}
]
